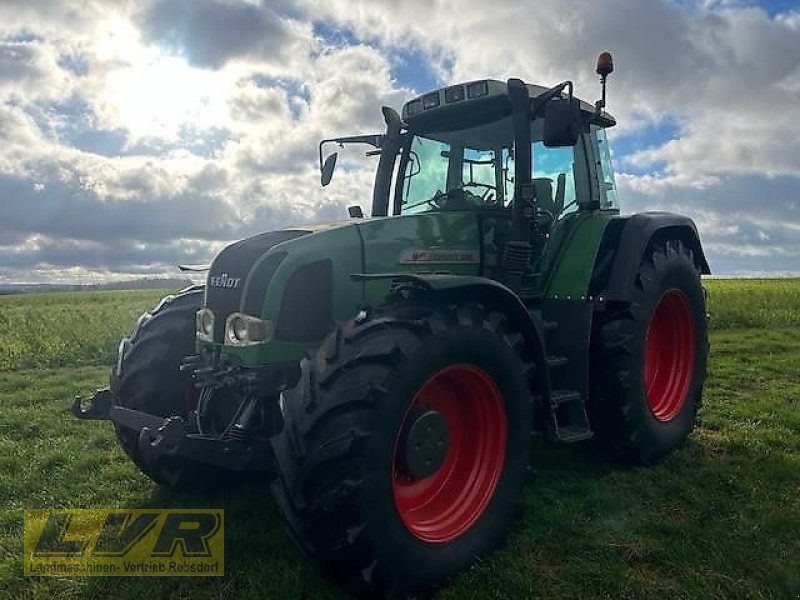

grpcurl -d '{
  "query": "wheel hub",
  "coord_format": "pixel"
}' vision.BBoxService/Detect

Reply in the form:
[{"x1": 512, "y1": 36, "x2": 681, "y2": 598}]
[{"x1": 402, "y1": 410, "x2": 450, "y2": 479}]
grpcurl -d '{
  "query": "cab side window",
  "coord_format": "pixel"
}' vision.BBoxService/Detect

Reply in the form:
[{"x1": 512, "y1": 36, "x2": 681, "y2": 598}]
[
  {"x1": 594, "y1": 127, "x2": 619, "y2": 210},
  {"x1": 531, "y1": 142, "x2": 577, "y2": 219}
]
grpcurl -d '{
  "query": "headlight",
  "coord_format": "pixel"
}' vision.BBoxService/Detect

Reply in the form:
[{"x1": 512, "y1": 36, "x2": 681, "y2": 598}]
[
  {"x1": 231, "y1": 316, "x2": 248, "y2": 341},
  {"x1": 224, "y1": 313, "x2": 271, "y2": 347},
  {"x1": 196, "y1": 309, "x2": 215, "y2": 342},
  {"x1": 200, "y1": 312, "x2": 213, "y2": 334}
]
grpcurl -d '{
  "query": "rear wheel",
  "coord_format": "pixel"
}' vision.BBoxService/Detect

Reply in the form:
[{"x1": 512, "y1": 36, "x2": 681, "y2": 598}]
[
  {"x1": 589, "y1": 240, "x2": 709, "y2": 464},
  {"x1": 270, "y1": 300, "x2": 534, "y2": 595},
  {"x1": 644, "y1": 289, "x2": 696, "y2": 422}
]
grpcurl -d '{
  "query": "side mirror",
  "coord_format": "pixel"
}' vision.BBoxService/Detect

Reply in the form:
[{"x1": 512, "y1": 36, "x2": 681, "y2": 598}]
[
  {"x1": 320, "y1": 152, "x2": 338, "y2": 186},
  {"x1": 348, "y1": 205, "x2": 364, "y2": 218},
  {"x1": 542, "y1": 97, "x2": 583, "y2": 148}
]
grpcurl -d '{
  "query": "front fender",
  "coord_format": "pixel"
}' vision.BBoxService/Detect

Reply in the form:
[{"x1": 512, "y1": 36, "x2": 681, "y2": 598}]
[{"x1": 352, "y1": 272, "x2": 549, "y2": 385}]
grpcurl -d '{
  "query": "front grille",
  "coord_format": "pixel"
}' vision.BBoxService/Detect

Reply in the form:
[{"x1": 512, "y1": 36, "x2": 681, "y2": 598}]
[{"x1": 205, "y1": 230, "x2": 308, "y2": 342}]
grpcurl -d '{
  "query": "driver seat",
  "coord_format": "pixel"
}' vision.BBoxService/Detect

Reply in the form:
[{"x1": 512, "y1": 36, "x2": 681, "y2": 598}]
[
  {"x1": 532, "y1": 178, "x2": 555, "y2": 214},
  {"x1": 532, "y1": 176, "x2": 566, "y2": 215}
]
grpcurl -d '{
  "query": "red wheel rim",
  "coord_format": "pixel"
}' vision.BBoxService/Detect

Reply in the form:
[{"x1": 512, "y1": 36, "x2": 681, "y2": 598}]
[
  {"x1": 392, "y1": 364, "x2": 507, "y2": 544},
  {"x1": 644, "y1": 289, "x2": 696, "y2": 422}
]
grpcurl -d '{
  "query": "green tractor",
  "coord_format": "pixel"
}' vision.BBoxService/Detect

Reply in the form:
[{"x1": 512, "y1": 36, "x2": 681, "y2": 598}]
[{"x1": 74, "y1": 53, "x2": 709, "y2": 595}]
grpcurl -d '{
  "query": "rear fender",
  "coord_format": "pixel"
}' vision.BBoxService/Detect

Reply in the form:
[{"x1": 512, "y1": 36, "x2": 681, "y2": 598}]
[{"x1": 590, "y1": 212, "x2": 710, "y2": 302}]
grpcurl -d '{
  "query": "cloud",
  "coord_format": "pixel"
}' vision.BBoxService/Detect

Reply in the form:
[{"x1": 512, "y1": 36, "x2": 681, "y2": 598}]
[
  {"x1": 0, "y1": 0, "x2": 798, "y2": 283},
  {"x1": 619, "y1": 172, "x2": 800, "y2": 274},
  {"x1": 0, "y1": 0, "x2": 126, "y2": 37},
  {"x1": 296, "y1": 1, "x2": 800, "y2": 173},
  {"x1": 0, "y1": 39, "x2": 74, "y2": 102},
  {"x1": 0, "y1": 2, "x2": 410, "y2": 285},
  {"x1": 139, "y1": 0, "x2": 312, "y2": 70},
  {"x1": 229, "y1": 80, "x2": 292, "y2": 126},
  {"x1": 224, "y1": 44, "x2": 412, "y2": 176}
]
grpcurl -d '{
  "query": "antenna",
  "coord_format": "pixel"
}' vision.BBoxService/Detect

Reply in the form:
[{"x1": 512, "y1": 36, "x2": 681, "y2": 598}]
[{"x1": 595, "y1": 51, "x2": 614, "y2": 114}]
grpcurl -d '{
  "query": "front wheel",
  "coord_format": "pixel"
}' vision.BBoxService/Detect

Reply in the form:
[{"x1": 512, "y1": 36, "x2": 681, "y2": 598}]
[
  {"x1": 112, "y1": 287, "x2": 243, "y2": 489},
  {"x1": 589, "y1": 239, "x2": 709, "y2": 464},
  {"x1": 270, "y1": 301, "x2": 534, "y2": 595}
]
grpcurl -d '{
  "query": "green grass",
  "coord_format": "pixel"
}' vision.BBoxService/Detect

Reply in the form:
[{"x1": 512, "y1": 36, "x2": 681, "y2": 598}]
[
  {"x1": 0, "y1": 281, "x2": 798, "y2": 598},
  {"x1": 704, "y1": 279, "x2": 800, "y2": 330},
  {"x1": 0, "y1": 290, "x2": 166, "y2": 372}
]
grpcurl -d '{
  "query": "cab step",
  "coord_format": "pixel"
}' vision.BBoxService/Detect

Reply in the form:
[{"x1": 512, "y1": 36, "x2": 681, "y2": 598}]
[
  {"x1": 548, "y1": 388, "x2": 594, "y2": 443},
  {"x1": 554, "y1": 425, "x2": 594, "y2": 443},
  {"x1": 546, "y1": 355, "x2": 569, "y2": 369},
  {"x1": 550, "y1": 389, "x2": 581, "y2": 406}
]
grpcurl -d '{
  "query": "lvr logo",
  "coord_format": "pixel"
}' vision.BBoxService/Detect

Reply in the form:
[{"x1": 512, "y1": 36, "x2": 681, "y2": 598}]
[
  {"x1": 32, "y1": 512, "x2": 220, "y2": 558},
  {"x1": 24, "y1": 509, "x2": 225, "y2": 576},
  {"x1": 209, "y1": 272, "x2": 240, "y2": 289}
]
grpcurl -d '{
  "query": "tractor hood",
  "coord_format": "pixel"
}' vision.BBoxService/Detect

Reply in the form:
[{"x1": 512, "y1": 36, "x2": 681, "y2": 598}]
[
  {"x1": 202, "y1": 211, "x2": 486, "y2": 360},
  {"x1": 203, "y1": 220, "x2": 357, "y2": 342}
]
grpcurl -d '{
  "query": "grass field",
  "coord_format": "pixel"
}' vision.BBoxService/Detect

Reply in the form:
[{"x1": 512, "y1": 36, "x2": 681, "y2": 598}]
[{"x1": 0, "y1": 280, "x2": 798, "y2": 598}]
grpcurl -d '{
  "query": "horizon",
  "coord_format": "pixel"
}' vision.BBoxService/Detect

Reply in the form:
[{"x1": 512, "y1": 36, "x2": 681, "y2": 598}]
[{"x1": 3, "y1": 272, "x2": 800, "y2": 289}]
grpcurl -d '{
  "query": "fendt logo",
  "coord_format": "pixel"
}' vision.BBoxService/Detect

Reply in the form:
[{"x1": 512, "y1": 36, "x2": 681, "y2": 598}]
[
  {"x1": 24, "y1": 509, "x2": 224, "y2": 576},
  {"x1": 209, "y1": 272, "x2": 240, "y2": 289}
]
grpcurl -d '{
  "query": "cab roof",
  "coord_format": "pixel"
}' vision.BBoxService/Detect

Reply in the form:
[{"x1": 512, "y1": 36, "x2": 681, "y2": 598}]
[{"x1": 401, "y1": 79, "x2": 615, "y2": 134}]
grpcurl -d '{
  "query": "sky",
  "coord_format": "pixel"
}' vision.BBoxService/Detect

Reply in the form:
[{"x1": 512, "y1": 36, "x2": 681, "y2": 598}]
[{"x1": 0, "y1": 0, "x2": 799, "y2": 283}]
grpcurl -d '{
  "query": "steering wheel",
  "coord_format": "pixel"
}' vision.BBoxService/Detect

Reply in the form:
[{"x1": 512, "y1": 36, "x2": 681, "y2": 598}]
[
  {"x1": 463, "y1": 182, "x2": 497, "y2": 203},
  {"x1": 430, "y1": 188, "x2": 484, "y2": 210},
  {"x1": 428, "y1": 189, "x2": 447, "y2": 209}
]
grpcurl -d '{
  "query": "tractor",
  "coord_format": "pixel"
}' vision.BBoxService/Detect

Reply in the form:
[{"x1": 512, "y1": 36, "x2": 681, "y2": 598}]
[{"x1": 73, "y1": 52, "x2": 710, "y2": 596}]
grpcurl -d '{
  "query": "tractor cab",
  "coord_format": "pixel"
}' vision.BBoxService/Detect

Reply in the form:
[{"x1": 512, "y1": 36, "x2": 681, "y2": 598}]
[
  {"x1": 320, "y1": 72, "x2": 621, "y2": 293},
  {"x1": 322, "y1": 78, "x2": 620, "y2": 216},
  {"x1": 394, "y1": 79, "x2": 619, "y2": 218}
]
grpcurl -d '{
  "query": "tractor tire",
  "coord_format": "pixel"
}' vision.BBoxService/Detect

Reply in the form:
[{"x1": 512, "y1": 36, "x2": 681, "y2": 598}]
[
  {"x1": 270, "y1": 300, "x2": 534, "y2": 596},
  {"x1": 111, "y1": 286, "x2": 238, "y2": 489},
  {"x1": 589, "y1": 239, "x2": 709, "y2": 464}
]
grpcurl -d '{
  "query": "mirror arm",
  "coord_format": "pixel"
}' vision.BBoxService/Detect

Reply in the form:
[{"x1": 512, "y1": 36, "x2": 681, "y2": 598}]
[
  {"x1": 318, "y1": 133, "x2": 386, "y2": 186},
  {"x1": 318, "y1": 140, "x2": 325, "y2": 172},
  {"x1": 532, "y1": 80, "x2": 573, "y2": 117},
  {"x1": 319, "y1": 134, "x2": 384, "y2": 168}
]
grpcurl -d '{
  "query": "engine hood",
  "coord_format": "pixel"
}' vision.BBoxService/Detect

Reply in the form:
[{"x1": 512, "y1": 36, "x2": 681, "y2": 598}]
[
  {"x1": 203, "y1": 220, "x2": 356, "y2": 341},
  {"x1": 293, "y1": 219, "x2": 355, "y2": 233}
]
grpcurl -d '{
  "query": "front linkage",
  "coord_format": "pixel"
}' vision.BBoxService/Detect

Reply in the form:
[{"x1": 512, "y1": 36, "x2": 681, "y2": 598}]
[{"x1": 72, "y1": 352, "x2": 279, "y2": 476}]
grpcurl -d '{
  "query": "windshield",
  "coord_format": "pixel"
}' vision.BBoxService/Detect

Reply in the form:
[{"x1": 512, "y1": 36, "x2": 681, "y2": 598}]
[{"x1": 397, "y1": 123, "x2": 581, "y2": 218}]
